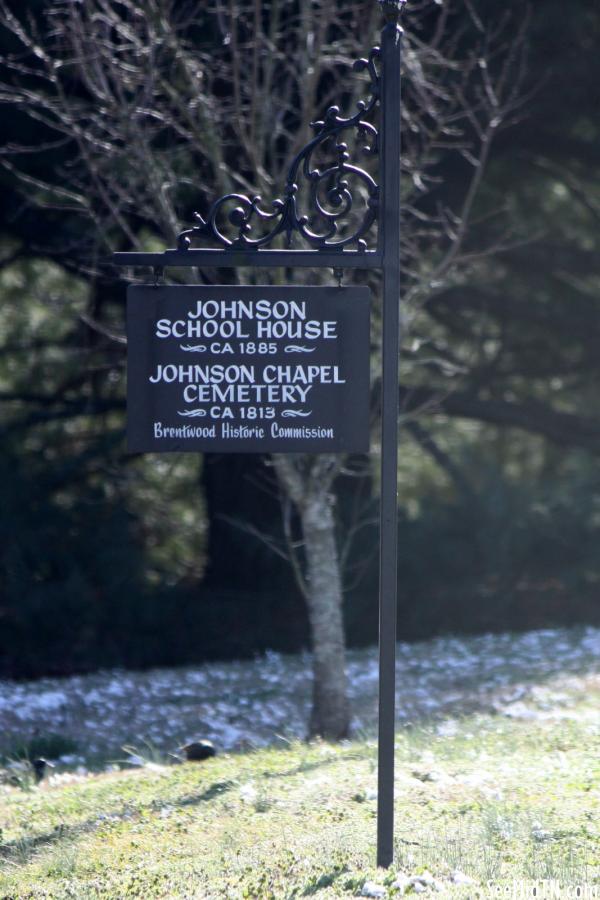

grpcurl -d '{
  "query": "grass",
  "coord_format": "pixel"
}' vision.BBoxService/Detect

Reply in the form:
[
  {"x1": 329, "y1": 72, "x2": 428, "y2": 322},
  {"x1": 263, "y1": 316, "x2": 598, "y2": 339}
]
[{"x1": 0, "y1": 693, "x2": 599, "y2": 899}]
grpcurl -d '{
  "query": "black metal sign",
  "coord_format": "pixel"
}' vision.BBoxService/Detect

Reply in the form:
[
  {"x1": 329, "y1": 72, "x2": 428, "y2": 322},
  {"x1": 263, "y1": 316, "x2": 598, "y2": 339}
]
[
  {"x1": 116, "y1": 0, "x2": 403, "y2": 868},
  {"x1": 127, "y1": 285, "x2": 371, "y2": 454}
]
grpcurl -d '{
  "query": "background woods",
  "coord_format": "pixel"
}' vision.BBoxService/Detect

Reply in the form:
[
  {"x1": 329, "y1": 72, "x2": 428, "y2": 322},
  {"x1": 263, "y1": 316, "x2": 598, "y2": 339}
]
[{"x1": 0, "y1": 0, "x2": 598, "y2": 731}]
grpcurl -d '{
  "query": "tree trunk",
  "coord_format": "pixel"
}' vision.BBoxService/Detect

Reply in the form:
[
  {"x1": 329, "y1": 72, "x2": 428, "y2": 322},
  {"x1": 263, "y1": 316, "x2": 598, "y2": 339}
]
[{"x1": 301, "y1": 493, "x2": 350, "y2": 740}]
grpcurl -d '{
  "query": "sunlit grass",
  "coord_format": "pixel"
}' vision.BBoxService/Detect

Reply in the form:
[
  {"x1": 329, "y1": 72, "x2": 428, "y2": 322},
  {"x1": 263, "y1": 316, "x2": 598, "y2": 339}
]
[{"x1": 0, "y1": 701, "x2": 598, "y2": 899}]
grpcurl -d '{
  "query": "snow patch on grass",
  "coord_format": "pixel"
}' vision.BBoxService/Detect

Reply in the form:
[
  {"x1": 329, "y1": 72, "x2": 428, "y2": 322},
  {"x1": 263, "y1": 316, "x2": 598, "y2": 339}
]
[{"x1": 0, "y1": 626, "x2": 598, "y2": 766}]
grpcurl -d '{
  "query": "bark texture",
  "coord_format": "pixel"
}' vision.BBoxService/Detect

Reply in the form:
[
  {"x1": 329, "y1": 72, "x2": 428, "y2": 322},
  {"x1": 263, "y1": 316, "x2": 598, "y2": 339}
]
[
  {"x1": 273, "y1": 455, "x2": 350, "y2": 740},
  {"x1": 302, "y1": 494, "x2": 350, "y2": 740}
]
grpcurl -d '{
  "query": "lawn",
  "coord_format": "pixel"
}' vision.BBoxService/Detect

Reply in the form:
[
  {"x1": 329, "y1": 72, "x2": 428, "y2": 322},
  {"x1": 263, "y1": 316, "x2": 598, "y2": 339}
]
[{"x1": 1, "y1": 673, "x2": 599, "y2": 899}]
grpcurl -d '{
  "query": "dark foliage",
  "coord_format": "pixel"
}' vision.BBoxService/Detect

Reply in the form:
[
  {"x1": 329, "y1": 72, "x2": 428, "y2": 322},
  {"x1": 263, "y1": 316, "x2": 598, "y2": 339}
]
[{"x1": 0, "y1": 0, "x2": 598, "y2": 678}]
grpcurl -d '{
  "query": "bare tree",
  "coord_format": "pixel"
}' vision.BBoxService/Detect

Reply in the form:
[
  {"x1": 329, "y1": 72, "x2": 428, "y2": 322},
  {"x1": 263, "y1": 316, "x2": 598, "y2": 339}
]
[{"x1": 0, "y1": 0, "x2": 527, "y2": 739}]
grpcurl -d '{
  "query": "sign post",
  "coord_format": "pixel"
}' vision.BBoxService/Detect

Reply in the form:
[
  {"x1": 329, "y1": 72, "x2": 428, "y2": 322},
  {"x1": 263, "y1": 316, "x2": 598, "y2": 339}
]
[
  {"x1": 115, "y1": 0, "x2": 403, "y2": 869},
  {"x1": 377, "y1": 6, "x2": 402, "y2": 869}
]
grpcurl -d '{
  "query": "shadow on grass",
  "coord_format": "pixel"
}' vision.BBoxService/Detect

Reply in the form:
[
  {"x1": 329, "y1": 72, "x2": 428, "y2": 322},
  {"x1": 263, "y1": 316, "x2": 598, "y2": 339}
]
[
  {"x1": 165, "y1": 779, "x2": 236, "y2": 808},
  {"x1": 0, "y1": 778, "x2": 237, "y2": 868},
  {"x1": 301, "y1": 865, "x2": 349, "y2": 895},
  {"x1": 262, "y1": 748, "x2": 372, "y2": 782}
]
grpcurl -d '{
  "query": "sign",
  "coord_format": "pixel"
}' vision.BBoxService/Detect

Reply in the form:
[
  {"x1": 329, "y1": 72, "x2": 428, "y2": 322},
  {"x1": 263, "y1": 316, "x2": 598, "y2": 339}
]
[{"x1": 127, "y1": 284, "x2": 371, "y2": 453}]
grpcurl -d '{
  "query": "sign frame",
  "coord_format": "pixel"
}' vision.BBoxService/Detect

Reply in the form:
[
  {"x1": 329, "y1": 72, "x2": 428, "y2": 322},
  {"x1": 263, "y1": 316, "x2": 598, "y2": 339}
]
[{"x1": 126, "y1": 284, "x2": 371, "y2": 454}]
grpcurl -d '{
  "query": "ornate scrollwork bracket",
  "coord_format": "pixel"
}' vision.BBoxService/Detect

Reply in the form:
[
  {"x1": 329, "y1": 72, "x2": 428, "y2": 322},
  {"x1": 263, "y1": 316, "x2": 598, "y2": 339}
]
[
  {"x1": 379, "y1": 0, "x2": 407, "y2": 25},
  {"x1": 177, "y1": 44, "x2": 383, "y2": 253}
]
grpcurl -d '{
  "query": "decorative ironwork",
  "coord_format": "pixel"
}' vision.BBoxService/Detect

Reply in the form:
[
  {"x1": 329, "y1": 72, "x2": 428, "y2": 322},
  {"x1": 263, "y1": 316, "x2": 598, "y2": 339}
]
[
  {"x1": 177, "y1": 46, "x2": 381, "y2": 253},
  {"x1": 379, "y1": 0, "x2": 407, "y2": 24}
]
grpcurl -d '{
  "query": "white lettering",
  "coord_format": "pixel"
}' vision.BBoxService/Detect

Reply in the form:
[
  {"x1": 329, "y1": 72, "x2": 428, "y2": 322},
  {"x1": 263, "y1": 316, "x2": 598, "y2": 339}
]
[
  {"x1": 270, "y1": 422, "x2": 334, "y2": 439},
  {"x1": 153, "y1": 421, "x2": 217, "y2": 439}
]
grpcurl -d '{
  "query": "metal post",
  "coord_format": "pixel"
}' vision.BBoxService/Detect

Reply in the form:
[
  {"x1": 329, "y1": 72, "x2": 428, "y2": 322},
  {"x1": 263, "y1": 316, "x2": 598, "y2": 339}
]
[{"x1": 377, "y1": 3, "x2": 402, "y2": 870}]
